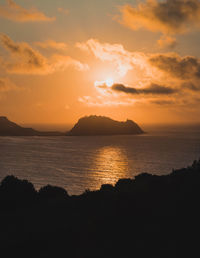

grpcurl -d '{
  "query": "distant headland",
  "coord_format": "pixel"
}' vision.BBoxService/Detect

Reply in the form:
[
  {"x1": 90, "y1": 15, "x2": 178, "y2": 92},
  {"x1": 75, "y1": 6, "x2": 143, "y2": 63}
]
[
  {"x1": 0, "y1": 116, "x2": 63, "y2": 136},
  {"x1": 67, "y1": 115, "x2": 144, "y2": 136}
]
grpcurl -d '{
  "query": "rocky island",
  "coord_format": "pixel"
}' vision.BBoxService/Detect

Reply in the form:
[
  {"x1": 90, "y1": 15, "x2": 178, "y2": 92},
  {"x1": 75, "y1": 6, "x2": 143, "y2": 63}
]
[
  {"x1": 67, "y1": 115, "x2": 144, "y2": 136},
  {"x1": 0, "y1": 116, "x2": 63, "y2": 136}
]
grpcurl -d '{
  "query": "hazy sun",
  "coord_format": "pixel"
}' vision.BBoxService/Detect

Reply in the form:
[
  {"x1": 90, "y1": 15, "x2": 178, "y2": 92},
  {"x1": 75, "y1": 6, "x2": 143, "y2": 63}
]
[
  {"x1": 94, "y1": 78, "x2": 114, "y2": 88},
  {"x1": 105, "y1": 78, "x2": 114, "y2": 87}
]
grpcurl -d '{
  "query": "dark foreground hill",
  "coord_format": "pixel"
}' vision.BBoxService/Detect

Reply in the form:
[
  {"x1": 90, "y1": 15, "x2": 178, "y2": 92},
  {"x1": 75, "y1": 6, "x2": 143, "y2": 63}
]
[
  {"x1": 0, "y1": 116, "x2": 63, "y2": 136},
  {"x1": 67, "y1": 115, "x2": 144, "y2": 136},
  {"x1": 1, "y1": 160, "x2": 200, "y2": 257}
]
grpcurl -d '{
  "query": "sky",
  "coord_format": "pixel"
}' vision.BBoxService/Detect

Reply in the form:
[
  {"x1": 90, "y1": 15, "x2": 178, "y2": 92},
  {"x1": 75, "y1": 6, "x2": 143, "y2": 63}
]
[{"x1": 1, "y1": 0, "x2": 200, "y2": 126}]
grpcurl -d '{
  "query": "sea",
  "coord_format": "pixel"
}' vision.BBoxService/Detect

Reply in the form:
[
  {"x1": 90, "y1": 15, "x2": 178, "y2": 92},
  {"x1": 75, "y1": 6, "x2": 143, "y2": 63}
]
[{"x1": 0, "y1": 124, "x2": 200, "y2": 195}]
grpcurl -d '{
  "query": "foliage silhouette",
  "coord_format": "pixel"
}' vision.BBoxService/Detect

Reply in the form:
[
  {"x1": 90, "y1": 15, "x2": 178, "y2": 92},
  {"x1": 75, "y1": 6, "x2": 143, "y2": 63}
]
[
  {"x1": 1, "y1": 159, "x2": 200, "y2": 257},
  {"x1": 0, "y1": 175, "x2": 37, "y2": 208},
  {"x1": 38, "y1": 184, "x2": 69, "y2": 200}
]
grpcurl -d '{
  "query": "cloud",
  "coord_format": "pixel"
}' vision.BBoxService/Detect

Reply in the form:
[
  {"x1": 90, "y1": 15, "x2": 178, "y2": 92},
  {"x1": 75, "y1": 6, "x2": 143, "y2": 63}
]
[
  {"x1": 76, "y1": 38, "x2": 200, "y2": 107},
  {"x1": 0, "y1": 34, "x2": 89, "y2": 75},
  {"x1": 119, "y1": 0, "x2": 200, "y2": 35},
  {"x1": 112, "y1": 83, "x2": 177, "y2": 95},
  {"x1": 157, "y1": 36, "x2": 177, "y2": 49},
  {"x1": 50, "y1": 54, "x2": 89, "y2": 72},
  {"x1": 151, "y1": 99, "x2": 176, "y2": 105},
  {"x1": 58, "y1": 7, "x2": 69, "y2": 15},
  {"x1": 0, "y1": 34, "x2": 49, "y2": 74},
  {"x1": 150, "y1": 97, "x2": 200, "y2": 107},
  {"x1": 78, "y1": 95, "x2": 136, "y2": 107},
  {"x1": 149, "y1": 53, "x2": 200, "y2": 80},
  {"x1": 78, "y1": 39, "x2": 200, "y2": 91},
  {"x1": 0, "y1": 77, "x2": 18, "y2": 93},
  {"x1": 95, "y1": 81, "x2": 177, "y2": 96},
  {"x1": 148, "y1": 53, "x2": 200, "y2": 93},
  {"x1": 0, "y1": 0, "x2": 55, "y2": 22},
  {"x1": 35, "y1": 40, "x2": 68, "y2": 51},
  {"x1": 181, "y1": 82, "x2": 200, "y2": 91},
  {"x1": 76, "y1": 39, "x2": 147, "y2": 77}
]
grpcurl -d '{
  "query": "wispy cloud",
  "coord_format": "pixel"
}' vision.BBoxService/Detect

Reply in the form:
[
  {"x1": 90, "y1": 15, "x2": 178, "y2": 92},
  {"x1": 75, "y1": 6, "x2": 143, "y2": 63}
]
[
  {"x1": 157, "y1": 36, "x2": 177, "y2": 49},
  {"x1": 35, "y1": 40, "x2": 68, "y2": 51},
  {"x1": 0, "y1": 77, "x2": 18, "y2": 93},
  {"x1": 0, "y1": 0, "x2": 55, "y2": 22},
  {"x1": 0, "y1": 34, "x2": 47, "y2": 74},
  {"x1": 78, "y1": 95, "x2": 136, "y2": 107},
  {"x1": 58, "y1": 7, "x2": 69, "y2": 15},
  {"x1": 0, "y1": 34, "x2": 89, "y2": 75}
]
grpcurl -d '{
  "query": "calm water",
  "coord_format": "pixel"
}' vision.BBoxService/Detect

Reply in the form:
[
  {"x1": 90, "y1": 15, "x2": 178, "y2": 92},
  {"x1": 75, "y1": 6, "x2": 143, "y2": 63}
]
[{"x1": 0, "y1": 127, "x2": 200, "y2": 195}]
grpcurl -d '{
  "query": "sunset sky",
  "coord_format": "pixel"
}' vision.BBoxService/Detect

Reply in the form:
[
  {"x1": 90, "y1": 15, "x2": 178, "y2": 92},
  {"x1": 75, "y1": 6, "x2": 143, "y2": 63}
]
[{"x1": 1, "y1": 0, "x2": 200, "y2": 125}]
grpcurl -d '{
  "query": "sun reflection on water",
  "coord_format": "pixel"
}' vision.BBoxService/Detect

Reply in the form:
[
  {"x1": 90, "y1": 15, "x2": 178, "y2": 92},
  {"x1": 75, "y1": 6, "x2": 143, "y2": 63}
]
[{"x1": 88, "y1": 146, "x2": 129, "y2": 189}]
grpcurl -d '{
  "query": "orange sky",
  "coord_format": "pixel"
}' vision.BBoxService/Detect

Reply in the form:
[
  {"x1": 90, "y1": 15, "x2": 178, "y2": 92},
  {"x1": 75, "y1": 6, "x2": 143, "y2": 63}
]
[{"x1": 0, "y1": 0, "x2": 200, "y2": 126}]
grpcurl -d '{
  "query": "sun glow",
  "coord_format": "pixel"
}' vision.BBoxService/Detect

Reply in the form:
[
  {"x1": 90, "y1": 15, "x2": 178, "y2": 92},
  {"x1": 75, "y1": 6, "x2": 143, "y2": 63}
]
[
  {"x1": 105, "y1": 78, "x2": 114, "y2": 87},
  {"x1": 94, "y1": 78, "x2": 114, "y2": 88}
]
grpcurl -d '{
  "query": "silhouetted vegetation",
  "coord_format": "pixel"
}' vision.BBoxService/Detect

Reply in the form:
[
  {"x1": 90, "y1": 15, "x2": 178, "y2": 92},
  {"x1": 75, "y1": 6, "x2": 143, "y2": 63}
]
[
  {"x1": 0, "y1": 175, "x2": 37, "y2": 209},
  {"x1": 38, "y1": 185, "x2": 69, "y2": 200},
  {"x1": 1, "y1": 160, "x2": 200, "y2": 257}
]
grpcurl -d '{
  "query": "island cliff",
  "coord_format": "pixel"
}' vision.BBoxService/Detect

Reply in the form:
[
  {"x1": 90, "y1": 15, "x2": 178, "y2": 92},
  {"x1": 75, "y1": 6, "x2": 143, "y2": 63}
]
[
  {"x1": 67, "y1": 115, "x2": 144, "y2": 136},
  {"x1": 0, "y1": 116, "x2": 63, "y2": 136}
]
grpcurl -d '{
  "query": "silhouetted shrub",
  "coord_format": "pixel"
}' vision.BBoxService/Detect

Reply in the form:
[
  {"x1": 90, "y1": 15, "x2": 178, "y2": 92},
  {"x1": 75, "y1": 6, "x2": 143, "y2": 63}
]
[
  {"x1": 100, "y1": 184, "x2": 115, "y2": 192},
  {"x1": 0, "y1": 175, "x2": 37, "y2": 208},
  {"x1": 38, "y1": 185, "x2": 69, "y2": 200},
  {"x1": 191, "y1": 159, "x2": 200, "y2": 170},
  {"x1": 82, "y1": 189, "x2": 91, "y2": 196},
  {"x1": 115, "y1": 178, "x2": 134, "y2": 193},
  {"x1": 135, "y1": 173, "x2": 154, "y2": 181},
  {"x1": 1, "y1": 160, "x2": 200, "y2": 258}
]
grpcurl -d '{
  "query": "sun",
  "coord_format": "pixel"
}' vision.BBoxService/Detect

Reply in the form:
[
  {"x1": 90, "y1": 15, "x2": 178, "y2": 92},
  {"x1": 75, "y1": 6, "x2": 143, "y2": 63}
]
[
  {"x1": 94, "y1": 78, "x2": 114, "y2": 88},
  {"x1": 105, "y1": 78, "x2": 114, "y2": 87}
]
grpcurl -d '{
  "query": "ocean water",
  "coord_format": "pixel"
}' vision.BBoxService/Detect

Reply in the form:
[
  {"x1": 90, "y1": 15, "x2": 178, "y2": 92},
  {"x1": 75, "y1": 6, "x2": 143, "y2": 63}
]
[{"x1": 0, "y1": 126, "x2": 200, "y2": 195}]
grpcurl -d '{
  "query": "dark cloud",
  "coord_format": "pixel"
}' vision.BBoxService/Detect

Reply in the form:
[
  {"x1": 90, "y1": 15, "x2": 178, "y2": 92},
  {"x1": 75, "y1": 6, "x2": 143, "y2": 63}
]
[
  {"x1": 119, "y1": 0, "x2": 200, "y2": 34},
  {"x1": 112, "y1": 83, "x2": 177, "y2": 95},
  {"x1": 149, "y1": 54, "x2": 200, "y2": 80},
  {"x1": 112, "y1": 84, "x2": 138, "y2": 94}
]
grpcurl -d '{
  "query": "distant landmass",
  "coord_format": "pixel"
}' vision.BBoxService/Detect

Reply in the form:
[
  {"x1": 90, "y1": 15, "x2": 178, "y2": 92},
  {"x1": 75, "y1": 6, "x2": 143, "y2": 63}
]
[
  {"x1": 0, "y1": 115, "x2": 144, "y2": 136},
  {"x1": 67, "y1": 115, "x2": 144, "y2": 136},
  {"x1": 0, "y1": 116, "x2": 63, "y2": 136}
]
